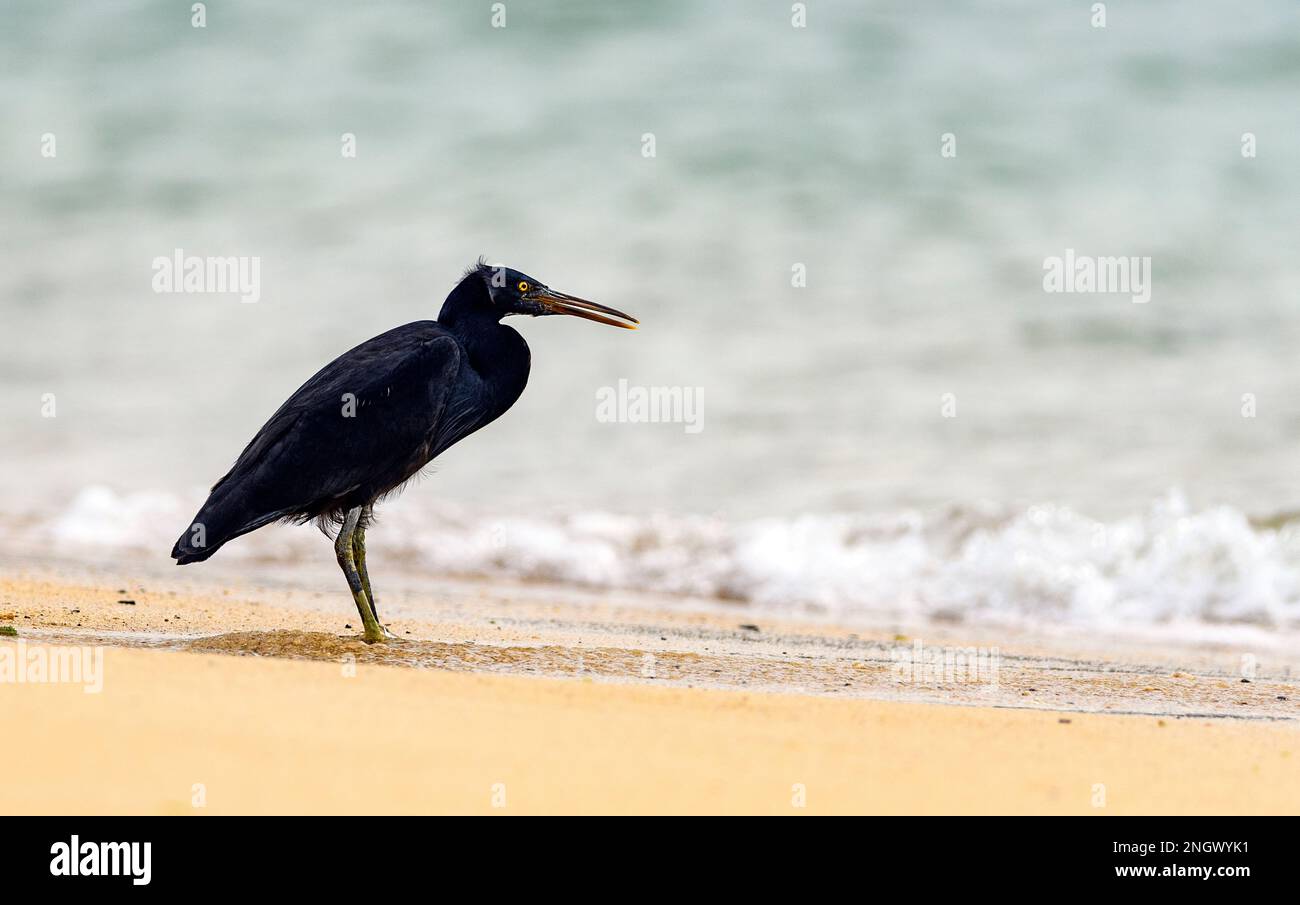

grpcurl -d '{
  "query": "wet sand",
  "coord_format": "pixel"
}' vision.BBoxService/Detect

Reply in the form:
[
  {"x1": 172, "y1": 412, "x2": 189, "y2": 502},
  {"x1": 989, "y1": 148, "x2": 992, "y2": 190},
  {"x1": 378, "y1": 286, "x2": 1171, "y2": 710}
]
[{"x1": 2, "y1": 565, "x2": 1299, "y2": 814}]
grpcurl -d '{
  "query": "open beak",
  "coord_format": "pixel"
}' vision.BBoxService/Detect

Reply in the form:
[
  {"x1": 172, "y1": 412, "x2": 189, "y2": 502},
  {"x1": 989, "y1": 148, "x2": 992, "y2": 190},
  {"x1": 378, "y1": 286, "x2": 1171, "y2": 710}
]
[{"x1": 534, "y1": 288, "x2": 639, "y2": 330}]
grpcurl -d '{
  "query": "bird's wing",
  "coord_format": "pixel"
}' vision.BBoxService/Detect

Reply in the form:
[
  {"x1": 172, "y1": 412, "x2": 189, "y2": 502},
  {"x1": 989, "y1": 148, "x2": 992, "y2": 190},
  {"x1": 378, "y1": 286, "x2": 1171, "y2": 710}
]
[{"x1": 208, "y1": 323, "x2": 464, "y2": 520}]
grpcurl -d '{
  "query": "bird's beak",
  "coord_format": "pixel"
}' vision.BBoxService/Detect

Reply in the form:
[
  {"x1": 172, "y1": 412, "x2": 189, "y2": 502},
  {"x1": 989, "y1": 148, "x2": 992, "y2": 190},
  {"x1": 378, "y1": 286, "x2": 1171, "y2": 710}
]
[{"x1": 534, "y1": 288, "x2": 639, "y2": 329}]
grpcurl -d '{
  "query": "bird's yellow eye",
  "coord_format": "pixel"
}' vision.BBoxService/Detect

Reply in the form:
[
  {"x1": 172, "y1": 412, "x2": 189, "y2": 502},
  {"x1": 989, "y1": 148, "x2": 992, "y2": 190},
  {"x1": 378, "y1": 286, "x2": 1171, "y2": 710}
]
[{"x1": 517, "y1": 281, "x2": 530, "y2": 293}]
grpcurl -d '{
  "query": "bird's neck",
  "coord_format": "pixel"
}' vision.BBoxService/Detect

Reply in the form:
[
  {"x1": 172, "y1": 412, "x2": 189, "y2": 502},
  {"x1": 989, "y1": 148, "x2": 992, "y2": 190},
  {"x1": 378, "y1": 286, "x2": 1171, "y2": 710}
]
[
  {"x1": 438, "y1": 277, "x2": 531, "y2": 407},
  {"x1": 439, "y1": 277, "x2": 509, "y2": 360},
  {"x1": 437, "y1": 271, "x2": 497, "y2": 328}
]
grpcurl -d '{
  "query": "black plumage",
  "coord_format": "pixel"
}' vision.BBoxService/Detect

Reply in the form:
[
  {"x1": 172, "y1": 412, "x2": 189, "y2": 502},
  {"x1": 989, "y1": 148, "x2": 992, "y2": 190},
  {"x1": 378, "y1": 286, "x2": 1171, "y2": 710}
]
[{"x1": 171, "y1": 260, "x2": 637, "y2": 642}]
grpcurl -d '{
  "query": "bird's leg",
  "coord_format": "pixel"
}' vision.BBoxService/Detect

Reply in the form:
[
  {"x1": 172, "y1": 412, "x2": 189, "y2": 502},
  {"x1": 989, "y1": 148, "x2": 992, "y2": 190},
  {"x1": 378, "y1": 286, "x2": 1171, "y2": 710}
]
[
  {"x1": 335, "y1": 507, "x2": 385, "y2": 644},
  {"x1": 353, "y1": 525, "x2": 376, "y2": 618},
  {"x1": 352, "y1": 520, "x2": 395, "y2": 639}
]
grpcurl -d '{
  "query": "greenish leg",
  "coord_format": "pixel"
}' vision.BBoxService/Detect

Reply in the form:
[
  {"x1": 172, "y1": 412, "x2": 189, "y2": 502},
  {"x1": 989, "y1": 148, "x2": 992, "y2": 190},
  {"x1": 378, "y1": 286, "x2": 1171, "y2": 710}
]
[
  {"x1": 335, "y1": 507, "x2": 385, "y2": 644},
  {"x1": 352, "y1": 521, "x2": 394, "y2": 638}
]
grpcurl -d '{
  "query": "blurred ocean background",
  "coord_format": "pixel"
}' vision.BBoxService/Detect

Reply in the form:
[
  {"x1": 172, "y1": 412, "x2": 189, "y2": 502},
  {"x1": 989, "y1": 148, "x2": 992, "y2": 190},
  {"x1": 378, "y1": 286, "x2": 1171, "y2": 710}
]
[{"x1": 4, "y1": 1, "x2": 1300, "y2": 634}]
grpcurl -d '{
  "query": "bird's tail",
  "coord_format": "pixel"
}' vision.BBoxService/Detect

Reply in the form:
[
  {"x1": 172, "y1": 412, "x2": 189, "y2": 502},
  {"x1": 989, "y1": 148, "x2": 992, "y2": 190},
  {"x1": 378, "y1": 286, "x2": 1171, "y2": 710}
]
[
  {"x1": 170, "y1": 488, "x2": 276, "y2": 564},
  {"x1": 171, "y1": 529, "x2": 221, "y2": 564}
]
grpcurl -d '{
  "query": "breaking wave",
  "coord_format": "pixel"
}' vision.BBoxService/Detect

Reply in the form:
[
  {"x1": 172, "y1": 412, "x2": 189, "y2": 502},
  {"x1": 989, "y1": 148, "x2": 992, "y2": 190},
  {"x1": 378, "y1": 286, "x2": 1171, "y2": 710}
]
[{"x1": 30, "y1": 486, "x2": 1300, "y2": 634}]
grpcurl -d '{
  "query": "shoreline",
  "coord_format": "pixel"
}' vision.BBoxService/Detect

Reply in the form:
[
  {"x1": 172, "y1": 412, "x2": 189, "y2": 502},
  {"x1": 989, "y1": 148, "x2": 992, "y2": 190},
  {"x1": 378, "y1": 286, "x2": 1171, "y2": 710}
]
[
  {"x1": 2, "y1": 565, "x2": 1297, "y2": 719},
  {"x1": 3, "y1": 566, "x2": 1299, "y2": 813}
]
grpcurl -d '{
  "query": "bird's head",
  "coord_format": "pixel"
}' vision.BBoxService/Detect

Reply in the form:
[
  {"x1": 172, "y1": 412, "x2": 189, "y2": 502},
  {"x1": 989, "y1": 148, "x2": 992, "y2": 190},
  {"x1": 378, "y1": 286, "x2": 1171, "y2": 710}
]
[{"x1": 471, "y1": 260, "x2": 638, "y2": 329}]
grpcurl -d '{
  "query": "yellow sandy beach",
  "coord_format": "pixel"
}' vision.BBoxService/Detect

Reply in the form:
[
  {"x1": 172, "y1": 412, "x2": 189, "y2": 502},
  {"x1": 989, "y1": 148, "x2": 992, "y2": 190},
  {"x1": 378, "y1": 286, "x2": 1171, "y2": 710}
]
[{"x1": 2, "y1": 568, "x2": 1298, "y2": 814}]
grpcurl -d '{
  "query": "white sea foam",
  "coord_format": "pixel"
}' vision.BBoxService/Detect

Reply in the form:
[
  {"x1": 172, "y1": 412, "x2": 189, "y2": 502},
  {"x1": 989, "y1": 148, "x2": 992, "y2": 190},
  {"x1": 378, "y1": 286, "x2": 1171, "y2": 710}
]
[{"x1": 29, "y1": 486, "x2": 1300, "y2": 636}]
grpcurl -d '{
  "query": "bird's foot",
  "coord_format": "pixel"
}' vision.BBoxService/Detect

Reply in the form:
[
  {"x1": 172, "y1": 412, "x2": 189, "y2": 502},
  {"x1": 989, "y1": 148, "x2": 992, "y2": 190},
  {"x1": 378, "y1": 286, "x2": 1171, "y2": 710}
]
[{"x1": 359, "y1": 620, "x2": 401, "y2": 644}]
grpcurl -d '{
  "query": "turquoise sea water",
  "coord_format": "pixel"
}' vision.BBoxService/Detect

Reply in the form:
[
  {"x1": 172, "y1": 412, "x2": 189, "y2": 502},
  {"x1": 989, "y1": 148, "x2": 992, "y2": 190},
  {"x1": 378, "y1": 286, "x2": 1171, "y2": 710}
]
[{"x1": 4, "y1": 2, "x2": 1300, "y2": 631}]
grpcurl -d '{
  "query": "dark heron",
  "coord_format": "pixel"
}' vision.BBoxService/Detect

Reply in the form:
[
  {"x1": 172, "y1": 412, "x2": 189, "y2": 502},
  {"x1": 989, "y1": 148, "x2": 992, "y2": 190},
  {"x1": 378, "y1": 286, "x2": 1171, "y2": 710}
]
[{"x1": 170, "y1": 260, "x2": 637, "y2": 642}]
